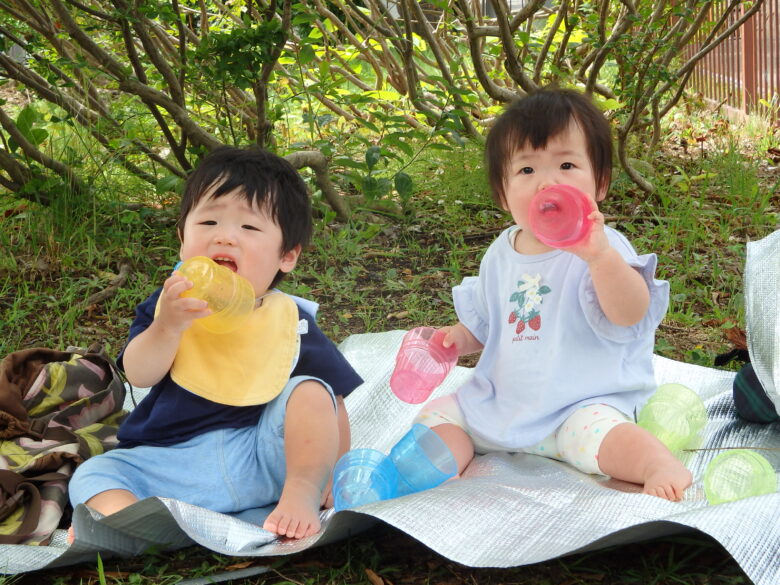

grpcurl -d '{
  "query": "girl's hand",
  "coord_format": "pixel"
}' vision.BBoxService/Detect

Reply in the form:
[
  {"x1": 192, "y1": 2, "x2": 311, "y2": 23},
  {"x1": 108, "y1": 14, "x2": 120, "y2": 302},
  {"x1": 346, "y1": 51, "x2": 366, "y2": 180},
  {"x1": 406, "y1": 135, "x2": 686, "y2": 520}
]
[
  {"x1": 154, "y1": 273, "x2": 212, "y2": 335},
  {"x1": 441, "y1": 323, "x2": 483, "y2": 356},
  {"x1": 566, "y1": 205, "x2": 611, "y2": 264}
]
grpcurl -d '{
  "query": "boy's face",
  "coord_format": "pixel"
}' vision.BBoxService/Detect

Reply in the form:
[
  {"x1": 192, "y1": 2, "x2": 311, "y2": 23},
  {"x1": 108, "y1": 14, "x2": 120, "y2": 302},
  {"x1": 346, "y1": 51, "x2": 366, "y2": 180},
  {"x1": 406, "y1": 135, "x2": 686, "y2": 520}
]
[
  {"x1": 179, "y1": 187, "x2": 300, "y2": 296},
  {"x1": 503, "y1": 121, "x2": 604, "y2": 244}
]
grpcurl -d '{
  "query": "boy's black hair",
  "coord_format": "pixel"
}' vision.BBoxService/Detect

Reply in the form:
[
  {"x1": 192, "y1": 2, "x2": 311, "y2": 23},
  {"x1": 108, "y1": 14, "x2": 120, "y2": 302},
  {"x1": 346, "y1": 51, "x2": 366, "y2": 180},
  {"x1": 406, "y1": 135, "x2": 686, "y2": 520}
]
[
  {"x1": 178, "y1": 146, "x2": 312, "y2": 288},
  {"x1": 485, "y1": 87, "x2": 613, "y2": 207}
]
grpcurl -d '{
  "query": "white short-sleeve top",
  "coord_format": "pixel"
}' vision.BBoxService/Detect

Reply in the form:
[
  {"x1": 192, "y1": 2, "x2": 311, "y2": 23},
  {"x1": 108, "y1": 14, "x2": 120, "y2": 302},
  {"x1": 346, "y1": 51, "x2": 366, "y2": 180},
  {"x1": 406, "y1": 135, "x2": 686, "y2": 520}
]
[{"x1": 453, "y1": 226, "x2": 669, "y2": 448}]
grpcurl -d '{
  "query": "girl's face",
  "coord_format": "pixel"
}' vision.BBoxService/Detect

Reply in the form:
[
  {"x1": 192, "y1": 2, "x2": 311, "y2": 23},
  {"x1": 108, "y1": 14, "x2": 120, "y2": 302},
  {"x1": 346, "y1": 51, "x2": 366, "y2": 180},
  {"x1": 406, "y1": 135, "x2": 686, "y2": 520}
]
[
  {"x1": 179, "y1": 188, "x2": 299, "y2": 296},
  {"x1": 503, "y1": 121, "x2": 605, "y2": 252}
]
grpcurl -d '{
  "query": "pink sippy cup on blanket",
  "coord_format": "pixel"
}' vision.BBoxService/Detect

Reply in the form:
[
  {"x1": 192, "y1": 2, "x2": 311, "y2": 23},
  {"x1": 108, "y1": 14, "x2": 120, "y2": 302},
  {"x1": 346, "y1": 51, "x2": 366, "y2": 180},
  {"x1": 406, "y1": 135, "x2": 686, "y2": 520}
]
[
  {"x1": 528, "y1": 184, "x2": 594, "y2": 248},
  {"x1": 389, "y1": 327, "x2": 458, "y2": 404}
]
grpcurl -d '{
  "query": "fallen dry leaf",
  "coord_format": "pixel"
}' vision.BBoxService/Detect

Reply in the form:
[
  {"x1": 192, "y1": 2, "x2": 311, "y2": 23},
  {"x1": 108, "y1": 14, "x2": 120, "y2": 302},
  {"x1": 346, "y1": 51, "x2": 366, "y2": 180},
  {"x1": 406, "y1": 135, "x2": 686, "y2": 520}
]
[
  {"x1": 224, "y1": 561, "x2": 255, "y2": 570},
  {"x1": 365, "y1": 567, "x2": 385, "y2": 585},
  {"x1": 387, "y1": 310, "x2": 410, "y2": 320}
]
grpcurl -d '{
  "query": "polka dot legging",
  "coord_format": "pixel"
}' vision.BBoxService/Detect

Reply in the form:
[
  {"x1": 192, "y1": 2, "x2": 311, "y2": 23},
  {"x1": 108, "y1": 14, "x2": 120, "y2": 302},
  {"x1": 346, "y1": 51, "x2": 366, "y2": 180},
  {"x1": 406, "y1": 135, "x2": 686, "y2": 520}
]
[
  {"x1": 415, "y1": 396, "x2": 631, "y2": 475},
  {"x1": 527, "y1": 404, "x2": 631, "y2": 475}
]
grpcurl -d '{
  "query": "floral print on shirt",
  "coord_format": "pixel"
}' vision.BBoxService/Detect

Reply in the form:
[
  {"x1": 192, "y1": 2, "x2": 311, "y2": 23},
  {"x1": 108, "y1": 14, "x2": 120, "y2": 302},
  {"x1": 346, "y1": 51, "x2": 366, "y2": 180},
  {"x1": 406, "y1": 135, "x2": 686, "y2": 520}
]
[{"x1": 507, "y1": 273, "x2": 550, "y2": 334}]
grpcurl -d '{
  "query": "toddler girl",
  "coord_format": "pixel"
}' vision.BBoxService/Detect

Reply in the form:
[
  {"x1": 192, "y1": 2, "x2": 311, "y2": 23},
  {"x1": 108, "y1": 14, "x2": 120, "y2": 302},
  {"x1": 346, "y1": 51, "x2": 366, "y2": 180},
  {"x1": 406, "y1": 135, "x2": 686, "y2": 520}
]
[{"x1": 417, "y1": 88, "x2": 691, "y2": 500}]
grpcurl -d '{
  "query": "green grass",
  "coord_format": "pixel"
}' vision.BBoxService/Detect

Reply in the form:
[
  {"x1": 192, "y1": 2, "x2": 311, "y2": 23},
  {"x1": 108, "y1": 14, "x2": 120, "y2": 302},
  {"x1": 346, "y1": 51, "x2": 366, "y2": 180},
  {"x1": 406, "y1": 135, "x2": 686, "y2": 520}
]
[{"x1": 1, "y1": 107, "x2": 777, "y2": 584}]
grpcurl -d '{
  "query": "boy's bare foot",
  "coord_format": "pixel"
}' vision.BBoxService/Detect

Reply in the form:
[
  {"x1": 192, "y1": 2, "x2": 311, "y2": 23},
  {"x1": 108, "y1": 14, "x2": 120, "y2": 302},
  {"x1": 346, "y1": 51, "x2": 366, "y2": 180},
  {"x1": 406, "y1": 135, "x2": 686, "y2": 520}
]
[
  {"x1": 263, "y1": 477, "x2": 322, "y2": 539},
  {"x1": 67, "y1": 525, "x2": 75, "y2": 545},
  {"x1": 642, "y1": 457, "x2": 692, "y2": 501}
]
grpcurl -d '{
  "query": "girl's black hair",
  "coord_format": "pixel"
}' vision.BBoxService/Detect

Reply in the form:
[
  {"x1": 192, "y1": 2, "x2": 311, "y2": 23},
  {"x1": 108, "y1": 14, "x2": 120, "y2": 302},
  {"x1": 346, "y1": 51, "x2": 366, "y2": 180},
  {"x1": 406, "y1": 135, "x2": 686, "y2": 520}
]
[{"x1": 485, "y1": 88, "x2": 613, "y2": 206}]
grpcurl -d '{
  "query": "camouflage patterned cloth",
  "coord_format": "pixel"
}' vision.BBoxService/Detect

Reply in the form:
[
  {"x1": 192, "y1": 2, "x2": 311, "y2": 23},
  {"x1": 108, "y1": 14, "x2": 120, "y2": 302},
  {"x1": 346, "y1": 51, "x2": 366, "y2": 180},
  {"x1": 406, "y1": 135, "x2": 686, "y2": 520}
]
[{"x1": 0, "y1": 344, "x2": 128, "y2": 545}]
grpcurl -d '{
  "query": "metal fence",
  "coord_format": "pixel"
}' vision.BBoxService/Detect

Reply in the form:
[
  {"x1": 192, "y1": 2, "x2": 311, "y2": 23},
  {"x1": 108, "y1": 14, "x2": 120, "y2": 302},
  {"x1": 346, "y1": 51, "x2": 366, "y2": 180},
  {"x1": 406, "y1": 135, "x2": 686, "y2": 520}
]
[{"x1": 688, "y1": 0, "x2": 780, "y2": 119}]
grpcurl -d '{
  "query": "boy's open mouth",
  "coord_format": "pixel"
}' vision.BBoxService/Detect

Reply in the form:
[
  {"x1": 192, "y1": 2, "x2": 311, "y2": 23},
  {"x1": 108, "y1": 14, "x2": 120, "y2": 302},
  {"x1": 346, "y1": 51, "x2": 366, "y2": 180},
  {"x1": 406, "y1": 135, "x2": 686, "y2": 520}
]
[{"x1": 212, "y1": 256, "x2": 238, "y2": 272}]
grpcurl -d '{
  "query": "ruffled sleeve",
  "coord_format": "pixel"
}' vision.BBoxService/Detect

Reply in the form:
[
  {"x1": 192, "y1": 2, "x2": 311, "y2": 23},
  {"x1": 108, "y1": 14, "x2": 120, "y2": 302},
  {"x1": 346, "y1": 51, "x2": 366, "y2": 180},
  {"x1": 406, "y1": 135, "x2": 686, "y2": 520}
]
[
  {"x1": 453, "y1": 276, "x2": 490, "y2": 344},
  {"x1": 579, "y1": 252, "x2": 669, "y2": 343}
]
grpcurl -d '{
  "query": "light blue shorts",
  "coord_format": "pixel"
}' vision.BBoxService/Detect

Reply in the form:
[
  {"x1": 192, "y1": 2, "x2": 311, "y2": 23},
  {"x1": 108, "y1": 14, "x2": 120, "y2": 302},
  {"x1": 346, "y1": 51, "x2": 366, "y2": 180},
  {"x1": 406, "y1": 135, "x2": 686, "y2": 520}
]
[{"x1": 69, "y1": 376, "x2": 335, "y2": 523}]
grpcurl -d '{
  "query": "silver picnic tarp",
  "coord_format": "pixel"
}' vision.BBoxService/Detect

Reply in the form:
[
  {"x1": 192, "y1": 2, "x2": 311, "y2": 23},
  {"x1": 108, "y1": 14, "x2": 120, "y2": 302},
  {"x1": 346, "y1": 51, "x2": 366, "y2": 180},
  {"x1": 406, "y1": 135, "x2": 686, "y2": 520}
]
[
  {"x1": 1, "y1": 329, "x2": 778, "y2": 585},
  {"x1": 5, "y1": 228, "x2": 780, "y2": 584},
  {"x1": 745, "y1": 229, "x2": 780, "y2": 416}
]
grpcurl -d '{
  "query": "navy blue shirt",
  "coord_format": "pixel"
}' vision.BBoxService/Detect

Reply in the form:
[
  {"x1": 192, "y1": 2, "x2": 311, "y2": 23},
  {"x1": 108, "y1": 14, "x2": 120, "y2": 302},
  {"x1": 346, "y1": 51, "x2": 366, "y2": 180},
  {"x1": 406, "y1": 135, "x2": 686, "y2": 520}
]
[{"x1": 117, "y1": 288, "x2": 363, "y2": 447}]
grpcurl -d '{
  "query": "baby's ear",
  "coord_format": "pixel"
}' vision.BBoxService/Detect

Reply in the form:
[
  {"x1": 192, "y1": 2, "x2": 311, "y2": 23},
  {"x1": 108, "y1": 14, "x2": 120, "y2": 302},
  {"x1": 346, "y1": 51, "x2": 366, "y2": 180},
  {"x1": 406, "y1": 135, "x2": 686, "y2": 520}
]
[{"x1": 280, "y1": 244, "x2": 302, "y2": 273}]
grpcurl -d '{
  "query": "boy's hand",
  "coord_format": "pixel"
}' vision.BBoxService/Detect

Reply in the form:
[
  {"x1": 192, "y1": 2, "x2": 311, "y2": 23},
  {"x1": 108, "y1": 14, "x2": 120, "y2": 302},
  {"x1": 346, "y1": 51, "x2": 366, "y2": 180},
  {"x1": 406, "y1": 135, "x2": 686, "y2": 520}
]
[{"x1": 154, "y1": 274, "x2": 212, "y2": 335}]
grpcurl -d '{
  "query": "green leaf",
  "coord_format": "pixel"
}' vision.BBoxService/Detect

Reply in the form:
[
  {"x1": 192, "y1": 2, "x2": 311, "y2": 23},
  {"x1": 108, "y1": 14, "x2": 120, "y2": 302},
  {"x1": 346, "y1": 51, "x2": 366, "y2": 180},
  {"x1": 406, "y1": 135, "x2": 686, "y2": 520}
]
[
  {"x1": 333, "y1": 157, "x2": 365, "y2": 170},
  {"x1": 426, "y1": 143, "x2": 454, "y2": 151},
  {"x1": 29, "y1": 128, "x2": 48, "y2": 146},
  {"x1": 298, "y1": 44, "x2": 316, "y2": 65},
  {"x1": 354, "y1": 118, "x2": 381, "y2": 133},
  {"x1": 362, "y1": 175, "x2": 392, "y2": 200},
  {"x1": 365, "y1": 145, "x2": 382, "y2": 170},
  {"x1": 394, "y1": 171, "x2": 413, "y2": 201},
  {"x1": 598, "y1": 98, "x2": 623, "y2": 111},
  {"x1": 16, "y1": 106, "x2": 37, "y2": 139},
  {"x1": 362, "y1": 175, "x2": 379, "y2": 200},
  {"x1": 384, "y1": 135, "x2": 414, "y2": 157},
  {"x1": 156, "y1": 174, "x2": 183, "y2": 194},
  {"x1": 376, "y1": 177, "x2": 393, "y2": 196}
]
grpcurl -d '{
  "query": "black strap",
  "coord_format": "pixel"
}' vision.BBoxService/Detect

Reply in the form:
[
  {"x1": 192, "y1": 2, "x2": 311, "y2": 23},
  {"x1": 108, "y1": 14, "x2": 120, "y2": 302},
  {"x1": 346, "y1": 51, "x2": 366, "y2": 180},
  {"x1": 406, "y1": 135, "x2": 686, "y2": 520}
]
[{"x1": 714, "y1": 348, "x2": 750, "y2": 367}]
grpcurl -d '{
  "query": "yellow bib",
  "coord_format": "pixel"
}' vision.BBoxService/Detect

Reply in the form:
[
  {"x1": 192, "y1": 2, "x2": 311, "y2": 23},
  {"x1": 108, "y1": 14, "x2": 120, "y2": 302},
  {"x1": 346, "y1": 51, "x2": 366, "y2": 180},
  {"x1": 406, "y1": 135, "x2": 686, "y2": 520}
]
[{"x1": 159, "y1": 292, "x2": 299, "y2": 406}]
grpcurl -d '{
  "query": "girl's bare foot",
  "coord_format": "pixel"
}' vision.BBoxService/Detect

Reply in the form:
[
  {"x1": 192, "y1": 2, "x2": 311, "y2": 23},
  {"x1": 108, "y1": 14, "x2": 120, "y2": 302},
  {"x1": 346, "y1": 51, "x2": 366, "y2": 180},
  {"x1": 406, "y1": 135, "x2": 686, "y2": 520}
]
[{"x1": 642, "y1": 458, "x2": 692, "y2": 501}]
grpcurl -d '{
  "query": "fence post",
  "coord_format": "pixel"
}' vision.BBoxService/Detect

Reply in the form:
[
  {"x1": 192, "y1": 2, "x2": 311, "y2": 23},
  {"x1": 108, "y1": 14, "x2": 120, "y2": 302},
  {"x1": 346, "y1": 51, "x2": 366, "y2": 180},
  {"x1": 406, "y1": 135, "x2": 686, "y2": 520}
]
[{"x1": 741, "y1": 4, "x2": 758, "y2": 114}]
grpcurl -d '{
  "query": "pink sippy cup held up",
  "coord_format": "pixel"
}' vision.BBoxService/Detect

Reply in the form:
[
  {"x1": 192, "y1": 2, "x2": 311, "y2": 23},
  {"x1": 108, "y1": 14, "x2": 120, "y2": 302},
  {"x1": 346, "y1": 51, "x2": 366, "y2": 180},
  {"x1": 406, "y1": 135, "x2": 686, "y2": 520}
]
[
  {"x1": 528, "y1": 184, "x2": 594, "y2": 248},
  {"x1": 390, "y1": 327, "x2": 458, "y2": 404}
]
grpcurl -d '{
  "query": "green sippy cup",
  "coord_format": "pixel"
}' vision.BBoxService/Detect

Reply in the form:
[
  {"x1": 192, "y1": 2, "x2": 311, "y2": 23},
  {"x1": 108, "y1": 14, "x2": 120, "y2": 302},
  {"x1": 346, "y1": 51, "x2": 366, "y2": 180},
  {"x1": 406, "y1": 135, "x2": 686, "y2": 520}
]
[
  {"x1": 704, "y1": 449, "x2": 777, "y2": 505},
  {"x1": 637, "y1": 383, "x2": 708, "y2": 453}
]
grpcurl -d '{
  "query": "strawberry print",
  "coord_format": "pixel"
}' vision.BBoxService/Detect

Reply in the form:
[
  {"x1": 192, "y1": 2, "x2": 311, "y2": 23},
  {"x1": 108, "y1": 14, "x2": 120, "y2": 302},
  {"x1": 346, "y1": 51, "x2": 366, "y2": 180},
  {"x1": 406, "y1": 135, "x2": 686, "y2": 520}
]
[{"x1": 508, "y1": 273, "x2": 550, "y2": 336}]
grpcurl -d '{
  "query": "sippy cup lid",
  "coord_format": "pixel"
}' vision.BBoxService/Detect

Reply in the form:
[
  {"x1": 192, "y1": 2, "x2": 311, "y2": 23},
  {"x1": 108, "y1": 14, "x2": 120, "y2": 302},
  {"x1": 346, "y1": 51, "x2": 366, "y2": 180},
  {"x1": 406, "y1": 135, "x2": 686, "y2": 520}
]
[{"x1": 528, "y1": 185, "x2": 593, "y2": 248}]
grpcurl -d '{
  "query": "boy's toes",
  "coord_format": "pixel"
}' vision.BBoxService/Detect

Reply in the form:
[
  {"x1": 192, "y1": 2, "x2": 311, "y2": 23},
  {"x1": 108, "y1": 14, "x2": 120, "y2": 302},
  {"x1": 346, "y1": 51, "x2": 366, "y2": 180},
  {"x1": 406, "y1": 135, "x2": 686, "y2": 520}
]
[
  {"x1": 265, "y1": 511, "x2": 303, "y2": 539},
  {"x1": 262, "y1": 513, "x2": 281, "y2": 535},
  {"x1": 278, "y1": 517, "x2": 294, "y2": 537},
  {"x1": 305, "y1": 521, "x2": 320, "y2": 538},
  {"x1": 301, "y1": 519, "x2": 319, "y2": 539}
]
